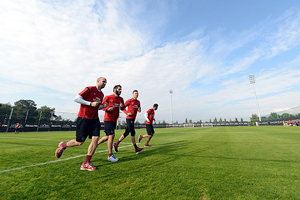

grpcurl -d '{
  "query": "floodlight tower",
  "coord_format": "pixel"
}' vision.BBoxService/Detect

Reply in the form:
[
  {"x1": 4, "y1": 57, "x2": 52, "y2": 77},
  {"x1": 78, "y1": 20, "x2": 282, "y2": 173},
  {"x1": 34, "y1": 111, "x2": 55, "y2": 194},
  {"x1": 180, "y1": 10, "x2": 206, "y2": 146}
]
[
  {"x1": 169, "y1": 90, "x2": 173, "y2": 124},
  {"x1": 249, "y1": 75, "x2": 261, "y2": 121}
]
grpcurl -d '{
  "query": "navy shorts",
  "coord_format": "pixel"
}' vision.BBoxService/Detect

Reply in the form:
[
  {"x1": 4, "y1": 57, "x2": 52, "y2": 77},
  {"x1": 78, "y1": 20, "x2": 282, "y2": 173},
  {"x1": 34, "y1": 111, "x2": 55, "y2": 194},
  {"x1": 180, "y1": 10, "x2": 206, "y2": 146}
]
[
  {"x1": 123, "y1": 119, "x2": 136, "y2": 137},
  {"x1": 146, "y1": 124, "x2": 155, "y2": 135},
  {"x1": 76, "y1": 117, "x2": 101, "y2": 142},
  {"x1": 104, "y1": 121, "x2": 116, "y2": 136}
]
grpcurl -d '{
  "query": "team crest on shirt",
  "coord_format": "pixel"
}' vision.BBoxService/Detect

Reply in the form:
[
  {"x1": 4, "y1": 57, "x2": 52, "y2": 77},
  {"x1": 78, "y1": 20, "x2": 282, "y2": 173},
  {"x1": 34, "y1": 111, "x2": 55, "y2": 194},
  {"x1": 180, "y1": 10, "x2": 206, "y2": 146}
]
[
  {"x1": 113, "y1": 103, "x2": 119, "y2": 107},
  {"x1": 93, "y1": 97, "x2": 101, "y2": 102}
]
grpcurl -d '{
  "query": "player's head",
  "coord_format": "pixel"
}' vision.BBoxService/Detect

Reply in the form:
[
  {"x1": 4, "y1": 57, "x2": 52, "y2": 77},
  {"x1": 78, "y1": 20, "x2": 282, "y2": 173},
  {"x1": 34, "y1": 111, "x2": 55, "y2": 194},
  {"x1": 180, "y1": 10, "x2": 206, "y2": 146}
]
[
  {"x1": 96, "y1": 77, "x2": 107, "y2": 90},
  {"x1": 132, "y1": 90, "x2": 138, "y2": 99},
  {"x1": 153, "y1": 103, "x2": 158, "y2": 110},
  {"x1": 113, "y1": 85, "x2": 122, "y2": 96}
]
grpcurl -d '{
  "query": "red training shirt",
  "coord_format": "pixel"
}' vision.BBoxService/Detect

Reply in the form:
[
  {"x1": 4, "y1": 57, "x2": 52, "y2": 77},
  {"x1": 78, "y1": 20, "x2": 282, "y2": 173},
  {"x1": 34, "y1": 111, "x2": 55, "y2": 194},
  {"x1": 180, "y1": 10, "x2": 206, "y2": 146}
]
[
  {"x1": 77, "y1": 86, "x2": 104, "y2": 119},
  {"x1": 123, "y1": 98, "x2": 141, "y2": 120},
  {"x1": 146, "y1": 108, "x2": 155, "y2": 125},
  {"x1": 102, "y1": 94, "x2": 124, "y2": 123}
]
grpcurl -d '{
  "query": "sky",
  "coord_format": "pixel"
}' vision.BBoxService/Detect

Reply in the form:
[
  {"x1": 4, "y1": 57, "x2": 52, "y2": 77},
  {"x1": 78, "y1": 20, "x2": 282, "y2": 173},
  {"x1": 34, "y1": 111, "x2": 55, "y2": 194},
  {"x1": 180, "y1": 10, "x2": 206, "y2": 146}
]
[{"x1": 1, "y1": 0, "x2": 300, "y2": 123}]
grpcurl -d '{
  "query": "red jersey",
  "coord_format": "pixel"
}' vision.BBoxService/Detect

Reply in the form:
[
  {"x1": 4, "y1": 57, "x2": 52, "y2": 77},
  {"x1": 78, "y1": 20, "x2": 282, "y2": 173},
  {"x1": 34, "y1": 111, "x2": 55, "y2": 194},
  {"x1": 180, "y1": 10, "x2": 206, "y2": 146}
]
[
  {"x1": 123, "y1": 98, "x2": 141, "y2": 120},
  {"x1": 77, "y1": 86, "x2": 104, "y2": 119},
  {"x1": 146, "y1": 108, "x2": 155, "y2": 125},
  {"x1": 103, "y1": 94, "x2": 124, "y2": 123},
  {"x1": 15, "y1": 124, "x2": 20, "y2": 129}
]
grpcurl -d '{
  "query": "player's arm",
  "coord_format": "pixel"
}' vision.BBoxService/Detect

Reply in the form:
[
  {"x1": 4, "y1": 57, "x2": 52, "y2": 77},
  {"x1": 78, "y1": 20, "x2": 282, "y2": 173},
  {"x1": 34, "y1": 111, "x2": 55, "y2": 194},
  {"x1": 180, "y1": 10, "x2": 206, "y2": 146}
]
[
  {"x1": 122, "y1": 99, "x2": 130, "y2": 115},
  {"x1": 144, "y1": 112, "x2": 150, "y2": 122},
  {"x1": 74, "y1": 95, "x2": 98, "y2": 107},
  {"x1": 101, "y1": 96, "x2": 113, "y2": 112},
  {"x1": 138, "y1": 102, "x2": 141, "y2": 113},
  {"x1": 120, "y1": 99, "x2": 125, "y2": 111}
]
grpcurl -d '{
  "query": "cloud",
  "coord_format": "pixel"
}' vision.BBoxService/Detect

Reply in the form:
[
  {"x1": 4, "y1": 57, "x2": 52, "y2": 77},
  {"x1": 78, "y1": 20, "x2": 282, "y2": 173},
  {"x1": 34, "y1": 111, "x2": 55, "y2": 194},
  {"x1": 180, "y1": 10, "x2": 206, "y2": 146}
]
[{"x1": 1, "y1": 1, "x2": 300, "y2": 123}]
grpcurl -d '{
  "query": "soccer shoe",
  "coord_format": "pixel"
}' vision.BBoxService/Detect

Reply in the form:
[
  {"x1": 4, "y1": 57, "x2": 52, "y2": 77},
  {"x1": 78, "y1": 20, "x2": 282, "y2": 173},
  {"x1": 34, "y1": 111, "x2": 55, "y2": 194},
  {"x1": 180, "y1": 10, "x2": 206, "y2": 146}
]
[
  {"x1": 135, "y1": 147, "x2": 144, "y2": 154},
  {"x1": 113, "y1": 143, "x2": 118, "y2": 152},
  {"x1": 80, "y1": 162, "x2": 97, "y2": 171},
  {"x1": 107, "y1": 154, "x2": 119, "y2": 162},
  {"x1": 55, "y1": 141, "x2": 66, "y2": 158},
  {"x1": 138, "y1": 135, "x2": 142, "y2": 143},
  {"x1": 145, "y1": 144, "x2": 151, "y2": 147}
]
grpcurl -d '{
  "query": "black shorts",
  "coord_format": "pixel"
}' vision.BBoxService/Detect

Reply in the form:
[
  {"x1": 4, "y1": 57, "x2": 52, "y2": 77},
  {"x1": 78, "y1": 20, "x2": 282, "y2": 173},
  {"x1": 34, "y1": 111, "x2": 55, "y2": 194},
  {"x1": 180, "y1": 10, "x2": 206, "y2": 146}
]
[
  {"x1": 104, "y1": 121, "x2": 116, "y2": 136},
  {"x1": 124, "y1": 119, "x2": 136, "y2": 136},
  {"x1": 76, "y1": 117, "x2": 101, "y2": 142},
  {"x1": 146, "y1": 124, "x2": 155, "y2": 135}
]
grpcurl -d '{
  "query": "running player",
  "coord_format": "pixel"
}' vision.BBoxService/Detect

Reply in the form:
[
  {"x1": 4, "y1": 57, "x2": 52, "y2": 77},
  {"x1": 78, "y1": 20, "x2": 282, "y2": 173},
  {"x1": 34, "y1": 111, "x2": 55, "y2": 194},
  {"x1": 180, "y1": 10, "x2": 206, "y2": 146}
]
[
  {"x1": 97, "y1": 85, "x2": 124, "y2": 162},
  {"x1": 138, "y1": 103, "x2": 158, "y2": 146},
  {"x1": 15, "y1": 123, "x2": 20, "y2": 134},
  {"x1": 114, "y1": 90, "x2": 143, "y2": 154},
  {"x1": 55, "y1": 77, "x2": 107, "y2": 171}
]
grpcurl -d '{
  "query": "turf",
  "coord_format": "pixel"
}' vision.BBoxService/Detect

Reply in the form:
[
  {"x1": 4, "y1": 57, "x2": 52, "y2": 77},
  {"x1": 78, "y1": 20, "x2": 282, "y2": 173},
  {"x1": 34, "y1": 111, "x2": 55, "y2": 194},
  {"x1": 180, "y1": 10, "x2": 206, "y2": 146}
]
[{"x1": 1, "y1": 126, "x2": 300, "y2": 199}]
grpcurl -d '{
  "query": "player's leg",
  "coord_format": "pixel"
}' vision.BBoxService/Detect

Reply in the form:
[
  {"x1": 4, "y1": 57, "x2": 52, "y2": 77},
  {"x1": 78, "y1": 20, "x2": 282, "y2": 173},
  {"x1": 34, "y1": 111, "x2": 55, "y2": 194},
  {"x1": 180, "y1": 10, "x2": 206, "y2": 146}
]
[
  {"x1": 105, "y1": 121, "x2": 119, "y2": 162},
  {"x1": 128, "y1": 120, "x2": 143, "y2": 154},
  {"x1": 97, "y1": 135, "x2": 108, "y2": 145},
  {"x1": 139, "y1": 124, "x2": 151, "y2": 143},
  {"x1": 55, "y1": 117, "x2": 87, "y2": 158},
  {"x1": 81, "y1": 119, "x2": 101, "y2": 171},
  {"x1": 145, "y1": 125, "x2": 155, "y2": 146}
]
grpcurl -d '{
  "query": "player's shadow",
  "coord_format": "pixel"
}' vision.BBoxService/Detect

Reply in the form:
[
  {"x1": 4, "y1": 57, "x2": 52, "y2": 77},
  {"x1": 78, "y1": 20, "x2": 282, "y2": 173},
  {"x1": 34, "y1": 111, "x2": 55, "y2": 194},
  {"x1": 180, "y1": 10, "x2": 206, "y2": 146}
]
[{"x1": 115, "y1": 140, "x2": 189, "y2": 163}]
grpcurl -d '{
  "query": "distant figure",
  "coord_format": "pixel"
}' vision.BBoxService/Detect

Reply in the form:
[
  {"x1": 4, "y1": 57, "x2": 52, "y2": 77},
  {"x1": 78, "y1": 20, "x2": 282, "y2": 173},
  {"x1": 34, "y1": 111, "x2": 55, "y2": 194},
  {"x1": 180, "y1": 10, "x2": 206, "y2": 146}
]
[
  {"x1": 138, "y1": 103, "x2": 159, "y2": 146},
  {"x1": 55, "y1": 77, "x2": 107, "y2": 171},
  {"x1": 114, "y1": 90, "x2": 143, "y2": 154},
  {"x1": 97, "y1": 85, "x2": 125, "y2": 162},
  {"x1": 0, "y1": 122, "x2": 2, "y2": 128},
  {"x1": 15, "y1": 123, "x2": 20, "y2": 134}
]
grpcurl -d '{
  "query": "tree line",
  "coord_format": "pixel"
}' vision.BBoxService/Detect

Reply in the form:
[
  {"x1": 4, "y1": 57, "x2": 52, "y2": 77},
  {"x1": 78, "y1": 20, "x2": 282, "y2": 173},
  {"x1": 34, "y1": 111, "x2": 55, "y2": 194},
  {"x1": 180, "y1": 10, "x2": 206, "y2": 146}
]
[{"x1": 0, "y1": 99, "x2": 63, "y2": 124}]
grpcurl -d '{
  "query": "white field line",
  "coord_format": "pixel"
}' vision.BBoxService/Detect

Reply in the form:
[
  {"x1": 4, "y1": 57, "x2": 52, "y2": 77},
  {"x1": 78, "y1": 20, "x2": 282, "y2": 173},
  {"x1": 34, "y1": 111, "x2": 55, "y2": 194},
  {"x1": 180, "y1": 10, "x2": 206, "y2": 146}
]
[
  {"x1": 0, "y1": 137, "x2": 133, "y2": 144},
  {"x1": 0, "y1": 144, "x2": 133, "y2": 174}
]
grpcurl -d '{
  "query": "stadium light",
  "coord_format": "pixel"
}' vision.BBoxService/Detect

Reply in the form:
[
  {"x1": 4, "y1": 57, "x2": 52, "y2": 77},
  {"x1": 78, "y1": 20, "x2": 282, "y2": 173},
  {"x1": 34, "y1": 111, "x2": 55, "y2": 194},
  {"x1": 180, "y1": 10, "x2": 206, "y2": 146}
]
[
  {"x1": 169, "y1": 90, "x2": 173, "y2": 124},
  {"x1": 249, "y1": 75, "x2": 261, "y2": 121}
]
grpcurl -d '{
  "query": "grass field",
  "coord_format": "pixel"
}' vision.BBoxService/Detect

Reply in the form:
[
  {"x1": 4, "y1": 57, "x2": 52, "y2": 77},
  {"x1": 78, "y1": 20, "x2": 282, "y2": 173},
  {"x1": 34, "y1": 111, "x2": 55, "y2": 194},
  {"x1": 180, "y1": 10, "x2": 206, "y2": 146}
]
[{"x1": 1, "y1": 126, "x2": 300, "y2": 199}]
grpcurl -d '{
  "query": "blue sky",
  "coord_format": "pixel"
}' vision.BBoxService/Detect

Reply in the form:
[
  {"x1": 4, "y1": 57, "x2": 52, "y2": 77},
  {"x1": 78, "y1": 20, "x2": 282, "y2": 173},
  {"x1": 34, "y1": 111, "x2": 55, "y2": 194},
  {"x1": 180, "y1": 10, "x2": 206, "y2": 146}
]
[{"x1": 1, "y1": 0, "x2": 300, "y2": 123}]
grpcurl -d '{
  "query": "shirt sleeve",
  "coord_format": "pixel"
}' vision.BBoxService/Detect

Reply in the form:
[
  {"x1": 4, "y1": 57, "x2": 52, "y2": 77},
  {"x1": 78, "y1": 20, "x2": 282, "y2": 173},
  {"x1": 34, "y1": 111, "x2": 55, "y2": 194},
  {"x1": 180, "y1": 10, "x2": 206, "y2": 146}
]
[
  {"x1": 122, "y1": 99, "x2": 130, "y2": 115},
  {"x1": 101, "y1": 96, "x2": 110, "y2": 111},
  {"x1": 120, "y1": 98, "x2": 125, "y2": 111},
  {"x1": 74, "y1": 95, "x2": 90, "y2": 106},
  {"x1": 144, "y1": 110, "x2": 149, "y2": 121}
]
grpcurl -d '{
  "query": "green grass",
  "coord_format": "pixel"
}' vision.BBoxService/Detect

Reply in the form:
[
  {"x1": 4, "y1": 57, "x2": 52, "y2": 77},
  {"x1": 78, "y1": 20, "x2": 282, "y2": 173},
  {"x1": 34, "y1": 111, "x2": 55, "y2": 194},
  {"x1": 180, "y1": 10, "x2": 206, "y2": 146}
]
[{"x1": 1, "y1": 126, "x2": 300, "y2": 199}]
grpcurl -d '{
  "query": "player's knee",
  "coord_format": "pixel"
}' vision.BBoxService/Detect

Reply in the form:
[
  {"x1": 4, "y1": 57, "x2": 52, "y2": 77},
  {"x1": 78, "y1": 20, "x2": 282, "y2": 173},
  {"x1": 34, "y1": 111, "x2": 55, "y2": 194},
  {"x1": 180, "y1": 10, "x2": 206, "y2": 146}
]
[
  {"x1": 123, "y1": 132, "x2": 129, "y2": 137},
  {"x1": 77, "y1": 141, "x2": 84, "y2": 146}
]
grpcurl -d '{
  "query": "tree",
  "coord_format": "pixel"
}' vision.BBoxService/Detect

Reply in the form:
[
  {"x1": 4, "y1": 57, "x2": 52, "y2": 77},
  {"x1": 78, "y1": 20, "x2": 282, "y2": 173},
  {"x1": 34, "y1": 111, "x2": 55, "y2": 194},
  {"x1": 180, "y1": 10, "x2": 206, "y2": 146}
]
[
  {"x1": 261, "y1": 116, "x2": 268, "y2": 121},
  {"x1": 250, "y1": 114, "x2": 259, "y2": 122},
  {"x1": 0, "y1": 103, "x2": 12, "y2": 123},
  {"x1": 185, "y1": 118, "x2": 188, "y2": 124},
  {"x1": 14, "y1": 99, "x2": 38, "y2": 123},
  {"x1": 240, "y1": 118, "x2": 243, "y2": 123},
  {"x1": 189, "y1": 119, "x2": 193, "y2": 124},
  {"x1": 268, "y1": 112, "x2": 278, "y2": 120},
  {"x1": 235, "y1": 118, "x2": 238, "y2": 122},
  {"x1": 219, "y1": 117, "x2": 223, "y2": 123},
  {"x1": 281, "y1": 113, "x2": 294, "y2": 118},
  {"x1": 37, "y1": 106, "x2": 56, "y2": 123},
  {"x1": 213, "y1": 117, "x2": 218, "y2": 123}
]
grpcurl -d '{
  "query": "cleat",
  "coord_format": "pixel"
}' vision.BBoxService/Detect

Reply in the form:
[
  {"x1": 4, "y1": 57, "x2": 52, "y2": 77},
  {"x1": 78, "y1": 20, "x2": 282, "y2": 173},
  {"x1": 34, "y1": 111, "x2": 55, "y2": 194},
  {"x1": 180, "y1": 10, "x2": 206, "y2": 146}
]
[
  {"x1": 113, "y1": 143, "x2": 118, "y2": 152},
  {"x1": 138, "y1": 135, "x2": 142, "y2": 143},
  {"x1": 80, "y1": 162, "x2": 97, "y2": 171},
  {"x1": 145, "y1": 144, "x2": 151, "y2": 147},
  {"x1": 135, "y1": 147, "x2": 144, "y2": 154},
  {"x1": 55, "y1": 141, "x2": 66, "y2": 158},
  {"x1": 108, "y1": 154, "x2": 119, "y2": 162}
]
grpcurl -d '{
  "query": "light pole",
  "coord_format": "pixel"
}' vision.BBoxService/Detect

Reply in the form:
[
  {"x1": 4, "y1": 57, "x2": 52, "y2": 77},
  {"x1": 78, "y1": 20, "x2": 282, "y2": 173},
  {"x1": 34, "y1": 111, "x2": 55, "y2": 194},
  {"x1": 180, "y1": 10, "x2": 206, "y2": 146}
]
[
  {"x1": 169, "y1": 90, "x2": 173, "y2": 124},
  {"x1": 249, "y1": 75, "x2": 261, "y2": 121}
]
